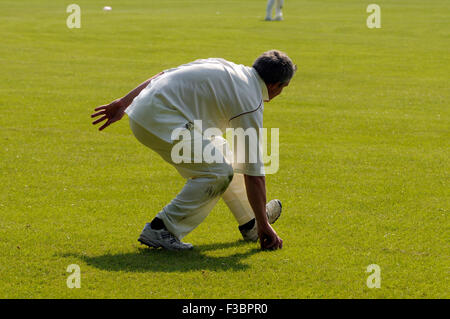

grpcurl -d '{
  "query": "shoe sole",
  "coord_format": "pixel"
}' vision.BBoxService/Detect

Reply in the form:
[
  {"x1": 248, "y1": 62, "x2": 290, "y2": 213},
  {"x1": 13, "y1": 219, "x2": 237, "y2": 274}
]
[
  {"x1": 138, "y1": 234, "x2": 193, "y2": 251},
  {"x1": 268, "y1": 199, "x2": 282, "y2": 224},
  {"x1": 138, "y1": 235, "x2": 161, "y2": 248}
]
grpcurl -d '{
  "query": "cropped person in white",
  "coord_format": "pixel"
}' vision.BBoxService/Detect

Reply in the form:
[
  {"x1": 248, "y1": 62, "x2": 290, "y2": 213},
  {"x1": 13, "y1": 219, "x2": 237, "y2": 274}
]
[
  {"x1": 91, "y1": 50, "x2": 296, "y2": 251},
  {"x1": 265, "y1": 0, "x2": 284, "y2": 21}
]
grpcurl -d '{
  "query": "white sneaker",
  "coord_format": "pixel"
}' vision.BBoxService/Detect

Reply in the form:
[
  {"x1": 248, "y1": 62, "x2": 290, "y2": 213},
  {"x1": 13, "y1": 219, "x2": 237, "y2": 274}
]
[
  {"x1": 240, "y1": 199, "x2": 282, "y2": 241},
  {"x1": 138, "y1": 223, "x2": 193, "y2": 250},
  {"x1": 266, "y1": 199, "x2": 282, "y2": 224},
  {"x1": 273, "y1": 14, "x2": 283, "y2": 21}
]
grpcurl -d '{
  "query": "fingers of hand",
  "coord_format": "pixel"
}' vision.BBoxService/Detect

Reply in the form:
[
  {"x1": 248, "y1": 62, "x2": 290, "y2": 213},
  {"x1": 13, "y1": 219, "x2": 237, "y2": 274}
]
[
  {"x1": 92, "y1": 115, "x2": 107, "y2": 125},
  {"x1": 99, "y1": 119, "x2": 112, "y2": 131},
  {"x1": 261, "y1": 236, "x2": 274, "y2": 250},
  {"x1": 91, "y1": 110, "x2": 106, "y2": 118},
  {"x1": 94, "y1": 105, "x2": 108, "y2": 111},
  {"x1": 261, "y1": 235, "x2": 282, "y2": 250}
]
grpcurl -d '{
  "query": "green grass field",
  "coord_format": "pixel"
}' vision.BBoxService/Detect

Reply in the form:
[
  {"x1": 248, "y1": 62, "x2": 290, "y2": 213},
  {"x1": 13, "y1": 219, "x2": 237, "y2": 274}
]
[{"x1": 0, "y1": 0, "x2": 448, "y2": 298}]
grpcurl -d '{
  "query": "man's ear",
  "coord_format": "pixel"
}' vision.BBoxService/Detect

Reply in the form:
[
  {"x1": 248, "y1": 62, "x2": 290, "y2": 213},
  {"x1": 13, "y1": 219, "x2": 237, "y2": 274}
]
[{"x1": 266, "y1": 82, "x2": 278, "y2": 91}]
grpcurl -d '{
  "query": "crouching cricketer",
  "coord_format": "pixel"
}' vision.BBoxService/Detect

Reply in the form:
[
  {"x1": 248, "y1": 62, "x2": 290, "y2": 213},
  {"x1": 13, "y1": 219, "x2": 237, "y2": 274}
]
[{"x1": 91, "y1": 50, "x2": 296, "y2": 251}]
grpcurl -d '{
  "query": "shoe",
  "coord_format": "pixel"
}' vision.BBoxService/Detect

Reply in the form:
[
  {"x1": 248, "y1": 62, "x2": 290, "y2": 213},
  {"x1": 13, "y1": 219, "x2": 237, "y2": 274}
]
[
  {"x1": 138, "y1": 223, "x2": 193, "y2": 250},
  {"x1": 240, "y1": 199, "x2": 282, "y2": 241},
  {"x1": 265, "y1": 16, "x2": 272, "y2": 21},
  {"x1": 273, "y1": 15, "x2": 283, "y2": 21},
  {"x1": 266, "y1": 199, "x2": 282, "y2": 224}
]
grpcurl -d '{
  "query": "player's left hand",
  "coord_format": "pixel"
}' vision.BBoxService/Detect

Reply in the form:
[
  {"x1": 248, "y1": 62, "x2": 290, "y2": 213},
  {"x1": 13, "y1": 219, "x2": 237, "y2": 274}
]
[{"x1": 91, "y1": 99, "x2": 127, "y2": 131}]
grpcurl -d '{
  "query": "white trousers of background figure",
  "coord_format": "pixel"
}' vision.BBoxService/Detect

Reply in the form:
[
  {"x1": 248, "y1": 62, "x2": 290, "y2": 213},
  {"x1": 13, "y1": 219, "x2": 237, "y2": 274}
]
[
  {"x1": 266, "y1": 0, "x2": 284, "y2": 19},
  {"x1": 129, "y1": 118, "x2": 255, "y2": 240}
]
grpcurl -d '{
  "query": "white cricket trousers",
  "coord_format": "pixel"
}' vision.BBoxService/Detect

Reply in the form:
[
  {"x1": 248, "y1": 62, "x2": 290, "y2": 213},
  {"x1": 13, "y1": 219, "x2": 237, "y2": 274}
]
[
  {"x1": 129, "y1": 118, "x2": 255, "y2": 239},
  {"x1": 266, "y1": 0, "x2": 284, "y2": 18}
]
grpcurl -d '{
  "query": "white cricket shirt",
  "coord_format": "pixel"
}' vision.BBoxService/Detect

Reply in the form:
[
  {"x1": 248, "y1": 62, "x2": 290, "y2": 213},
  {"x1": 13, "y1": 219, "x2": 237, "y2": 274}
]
[{"x1": 125, "y1": 58, "x2": 269, "y2": 176}]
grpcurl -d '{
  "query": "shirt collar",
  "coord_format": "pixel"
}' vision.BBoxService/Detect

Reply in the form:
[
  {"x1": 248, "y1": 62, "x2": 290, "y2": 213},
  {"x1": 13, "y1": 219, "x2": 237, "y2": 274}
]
[{"x1": 252, "y1": 68, "x2": 269, "y2": 102}]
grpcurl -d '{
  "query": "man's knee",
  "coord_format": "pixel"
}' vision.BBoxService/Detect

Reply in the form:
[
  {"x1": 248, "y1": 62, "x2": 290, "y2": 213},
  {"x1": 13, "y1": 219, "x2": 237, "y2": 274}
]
[
  {"x1": 217, "y1": 162, "x2": 234, "y2": 187},
  {"x1": 207, "y1": 163, "x2": 234, "y2": 197}
]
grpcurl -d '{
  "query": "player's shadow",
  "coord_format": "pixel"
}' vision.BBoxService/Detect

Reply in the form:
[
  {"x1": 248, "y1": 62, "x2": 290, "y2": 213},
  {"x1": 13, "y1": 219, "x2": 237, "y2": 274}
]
[{"x1": 61, "y1": 240, "x2": 260, "y2": 273}]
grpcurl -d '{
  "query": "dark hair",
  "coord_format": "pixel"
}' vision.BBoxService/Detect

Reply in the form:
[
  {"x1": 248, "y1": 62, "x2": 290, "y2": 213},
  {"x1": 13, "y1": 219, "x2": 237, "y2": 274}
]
[{"x1": 252, "y1": 50, "x2": 297, "y2": 84}]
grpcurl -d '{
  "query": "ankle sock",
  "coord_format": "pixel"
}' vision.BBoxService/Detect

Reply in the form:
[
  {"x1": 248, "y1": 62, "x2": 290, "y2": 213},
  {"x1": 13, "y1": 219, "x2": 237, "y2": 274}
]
[
  {"x1": 150, "y1": 217, "x2": 166, "y2": 230},
  {"x1": 238, "y1": 218, "x2": 255, "y2": 231}
]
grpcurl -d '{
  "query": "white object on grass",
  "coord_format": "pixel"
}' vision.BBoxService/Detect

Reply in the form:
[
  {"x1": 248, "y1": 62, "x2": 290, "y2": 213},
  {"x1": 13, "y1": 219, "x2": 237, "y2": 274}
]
[{"x1": 103, "y1": 6, "x2": 112, "y2": 11}]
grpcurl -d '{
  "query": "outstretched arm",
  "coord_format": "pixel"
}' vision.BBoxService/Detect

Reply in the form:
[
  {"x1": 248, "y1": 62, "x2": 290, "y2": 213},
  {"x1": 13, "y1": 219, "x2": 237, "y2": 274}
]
[
  {"x1": 244, "y1": 174, "x2": 283, "y2": 250},
  {"x1": 91, "y1": 72, "x2": 164, "y2": 131}
]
